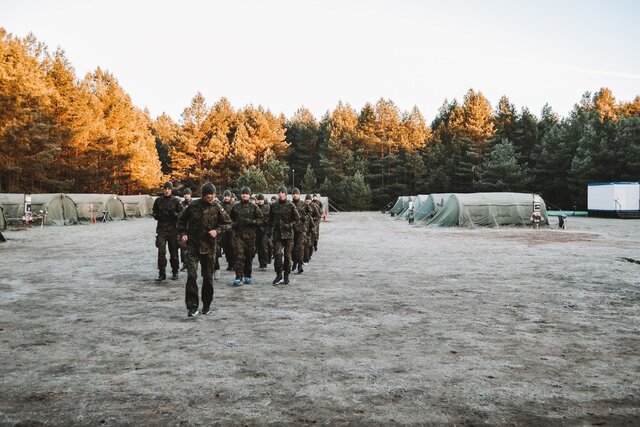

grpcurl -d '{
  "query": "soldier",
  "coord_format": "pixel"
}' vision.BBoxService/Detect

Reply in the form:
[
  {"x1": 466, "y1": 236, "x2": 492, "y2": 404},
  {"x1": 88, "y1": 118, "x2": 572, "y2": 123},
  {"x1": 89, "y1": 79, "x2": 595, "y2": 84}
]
[
  {"x1": 291, "y1": 187, "x2": 315, "y2": 274},
  {"x1": 229, "y1": 187, "x2": 263, "y2": 286},
  {"x1": 152, "y1": 182, "x2": 183, "y2": 281},
  {"x1": 179, "y1": 188, "x2": 192, "y2": 271},
  {"x1": 255, "y1": 193, "x2": 271, "y2": 271},
  {"x1": 268, "y1": 185, "x2": 300, "y2": 285},
  {"x1": 178, "y1": 183, "x2": 231, "y2": 317},
  {"x1": 220, "y1": 190, "x2": 235, "y2": 271},
  {"x1": 304, "y1": 194, "x2": 321, "y2": 263},
  {"x1": 311, "y1": 194, "x2": 324, "y2": 251}
]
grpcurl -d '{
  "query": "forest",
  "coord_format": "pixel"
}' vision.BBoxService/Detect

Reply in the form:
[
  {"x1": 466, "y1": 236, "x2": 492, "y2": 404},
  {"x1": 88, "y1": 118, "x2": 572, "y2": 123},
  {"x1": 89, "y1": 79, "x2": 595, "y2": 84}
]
[{"x1": 1, "y1": 29, "x2": 639, "y2": 210}]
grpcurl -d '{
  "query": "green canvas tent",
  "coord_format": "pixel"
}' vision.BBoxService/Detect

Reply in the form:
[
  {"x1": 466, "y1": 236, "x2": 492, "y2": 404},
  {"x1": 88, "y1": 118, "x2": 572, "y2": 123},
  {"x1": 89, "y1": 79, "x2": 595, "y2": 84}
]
[
  {"x1": 69, "y1": 194, "x2": 127, "y2": 221},
  {"x1": 389, "y1": 196, "x2": 413, "y2": 216},
  {"x1": 0, "y1": 194, "x2": 24, "y2": 220},
  {"x1": 0, "y1": 203, "x2": 6, "y2": 230},
  {"x1": 398, "y1": 195, "x2": 428, "y2": 220},
  {"x1": 413, "y1": 193, "x2": 453, "y2": 222},
  {"x1": 30, "y1": 194, "x2": 78, "y2": 225},
  {"x1": 119, "y1": 195, "x2": 154, "y2": 218},
  {"x1": 422, "y1": 192, "x2": 549, "y2": 228}
]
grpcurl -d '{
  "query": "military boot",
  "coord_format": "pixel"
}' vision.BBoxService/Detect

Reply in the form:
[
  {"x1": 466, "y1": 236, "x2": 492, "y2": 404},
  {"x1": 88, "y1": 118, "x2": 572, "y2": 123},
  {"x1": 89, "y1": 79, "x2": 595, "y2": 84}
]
[
  {"x1": 156, "y1": 270, "x2": 166, "y2": 281},
  {"x1": 284, "y1": 273, "x2": 290, "y2": 285},
  {"x1": 171, "y1": 271, "x2": 179, "y2": 280}
]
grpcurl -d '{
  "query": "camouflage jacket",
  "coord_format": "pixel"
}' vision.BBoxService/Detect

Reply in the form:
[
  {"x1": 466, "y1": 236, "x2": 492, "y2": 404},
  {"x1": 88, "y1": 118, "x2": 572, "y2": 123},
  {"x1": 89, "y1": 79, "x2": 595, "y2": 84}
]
[
  {"x1": 292, "y1": 199, "x2": 315, "y2": 233},
  {"x1": 312, "y1": 199, "x2": 324, "y2": 218},
  {"x1": 256, "y1": 203, "x2": 270, "y2": 234},
  {"x1": 306, "y1": 201, "x2": 321, "y2": 232},
  {"x1": 153, "y1": 195, "x2": 183, "y2": 233},
  {"x1": 229, "y1": 200, "x2": 264, "y2": 239},
  {"x1": 268, "y1": 198, "x2": 300, "y2": 240},
  {"x1": 178, "y1": 199, "x2": 231, "y2": 255}
]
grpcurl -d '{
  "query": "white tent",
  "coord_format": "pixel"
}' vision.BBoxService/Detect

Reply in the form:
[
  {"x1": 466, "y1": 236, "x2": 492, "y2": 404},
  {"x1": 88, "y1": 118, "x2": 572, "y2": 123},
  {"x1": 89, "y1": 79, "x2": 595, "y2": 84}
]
[{"x1": 119, "y1": 195, "x2": 154, "y2": 218}]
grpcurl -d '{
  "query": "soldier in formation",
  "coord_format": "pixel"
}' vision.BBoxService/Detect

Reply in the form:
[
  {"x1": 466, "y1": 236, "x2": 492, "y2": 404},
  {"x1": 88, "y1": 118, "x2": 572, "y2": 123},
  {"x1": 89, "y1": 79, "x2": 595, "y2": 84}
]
[
  {"x1": 179, "y1": 187, "x2": 192, "y2": 271},
  {"x1": 228, "y1": 187, "x2": 263, "y2": 286},
  {"x1": 255, "y1": 193, "x2": 271, "y2": 271},
  {"x1": 268, "y1": 185, "x2": 300, "y2": 285},
  {"x1": 152, "y1": 182, "x2": 183, "y2": 281},
  {"x1": 220, "y1": 190, "x2": 235, "y2": 271},
  {"x1": 290, "y1": 188, "x2": 315, "y2": 274},
  {"x1": 311, "y1": 194, "x2": 323, "y2": 251},
  {"x1": 178, "y1": 183, "x2": 231, "y2": 317},
  {"x1": 304, "y1": 193, "x2": 321, "y2": 264}
]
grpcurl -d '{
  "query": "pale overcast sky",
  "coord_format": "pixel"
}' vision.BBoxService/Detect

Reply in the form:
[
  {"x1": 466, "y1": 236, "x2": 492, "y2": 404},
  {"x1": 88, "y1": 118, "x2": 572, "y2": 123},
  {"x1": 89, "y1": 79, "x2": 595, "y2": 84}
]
[{"x1": 2, "y1": 0, "x2": 639, "y2": 122}]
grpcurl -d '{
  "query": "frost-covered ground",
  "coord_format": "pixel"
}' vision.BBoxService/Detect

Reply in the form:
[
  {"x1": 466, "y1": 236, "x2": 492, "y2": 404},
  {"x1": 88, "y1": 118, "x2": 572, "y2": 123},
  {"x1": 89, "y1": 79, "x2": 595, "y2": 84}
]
[{"x1": 0, "y1": 213, "x2": 639, "y2": 425}]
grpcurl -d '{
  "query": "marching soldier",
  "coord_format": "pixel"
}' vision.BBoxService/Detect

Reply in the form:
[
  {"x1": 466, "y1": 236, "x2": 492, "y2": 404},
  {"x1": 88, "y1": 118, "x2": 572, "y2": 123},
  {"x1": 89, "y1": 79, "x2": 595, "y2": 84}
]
[
  {"x1": 220, "y1": 190, "x2": 235, "y2": 271},
  {"x1": 152, "y1": 182, "x2": 183, "y2": 281},
  {"x1": 311, "y1": 194, "x2": 323, "y2": 251},
  {"x1": 268, "y1": 186, "x2": 300, "y2": 285},
  {"x1": 178, "y1": 183, "x2": 231, "y2": 317},
  {"x1": 304, "y1": 194, "x2": 320, "y2": 263},
  {"x1": 179, "y1": 188, "x2": 192, "y2": 271},
  {"x1": 291, "y1": 188, "x2": 315, "y2": 274},
  {"x1": 229, "y1": 187, "x2": 263, "y2": 286},
  {"x1": 255, "y1": 193, "x2": 271, "y2": 271}
]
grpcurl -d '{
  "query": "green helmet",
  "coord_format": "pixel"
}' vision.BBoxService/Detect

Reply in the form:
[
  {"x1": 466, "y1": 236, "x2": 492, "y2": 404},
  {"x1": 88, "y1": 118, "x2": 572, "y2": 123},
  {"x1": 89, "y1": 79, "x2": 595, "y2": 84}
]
[
  {"x1": 223, "y1": 190, "x2": 232, "y2": 197},
  {"x1": 241, "y1": 186, "x2": 251, "y2": 195},
  {"x1": 277, "y1": 185, "x2": 287, "y2": 194},
  {"x1": 292, "y1": 187, "x2": 300, "y2": 195}
]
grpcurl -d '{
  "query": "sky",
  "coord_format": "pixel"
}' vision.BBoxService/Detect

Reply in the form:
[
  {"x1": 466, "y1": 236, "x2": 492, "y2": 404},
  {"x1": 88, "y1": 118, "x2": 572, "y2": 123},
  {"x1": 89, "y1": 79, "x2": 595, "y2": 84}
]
[{"x1": 2, "y1": 0, "x2": 639, "y2": 123}]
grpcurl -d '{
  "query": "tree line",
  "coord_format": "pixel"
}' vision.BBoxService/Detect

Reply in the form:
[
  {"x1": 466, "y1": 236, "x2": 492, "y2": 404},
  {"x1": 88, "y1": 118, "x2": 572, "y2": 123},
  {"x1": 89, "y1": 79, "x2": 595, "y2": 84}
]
[{"x1": 1, "y1": 29, "x2": 639, "y2": 210}]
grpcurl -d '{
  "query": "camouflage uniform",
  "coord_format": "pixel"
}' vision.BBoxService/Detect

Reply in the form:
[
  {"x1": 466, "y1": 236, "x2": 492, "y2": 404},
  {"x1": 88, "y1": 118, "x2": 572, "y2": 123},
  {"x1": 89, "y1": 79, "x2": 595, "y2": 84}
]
[
  {"x1": 291, "y1": 197, "x2": 315, "y2": 272},
  {"x1": 229, "y1": 197, "x2": 264, "y2": 281},
  {"x1": 153, "y1": 193, "x2": 183, "y2": 277},
  {"x1": 311, "y1": 197, "x2": 324, "y2": 251},
  {"x1": 304, "y1": 198, "x2": 321, "y2": 263},
  {"x1": 255, "y1": 199, "x2": 271, "y2": 269},
  {"x1": 268, "y1": 196, "x2": 300, "y2": 283},
  {"x1": 178, "y1": 196, "x2": 231, "y2": 313},
  {"x1": 179, "y1": 195, "x2": 192, "y2": 269},
  {"x1": 220, "y1": 197, "x2": 235, "y2": 270}
]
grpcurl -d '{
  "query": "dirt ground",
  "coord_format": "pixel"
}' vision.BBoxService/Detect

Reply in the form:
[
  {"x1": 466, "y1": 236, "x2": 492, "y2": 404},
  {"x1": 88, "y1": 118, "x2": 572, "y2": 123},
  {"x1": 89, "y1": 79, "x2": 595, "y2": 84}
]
[{"x1": 1, "y1": 212, "x2": 639, "y2": 426}]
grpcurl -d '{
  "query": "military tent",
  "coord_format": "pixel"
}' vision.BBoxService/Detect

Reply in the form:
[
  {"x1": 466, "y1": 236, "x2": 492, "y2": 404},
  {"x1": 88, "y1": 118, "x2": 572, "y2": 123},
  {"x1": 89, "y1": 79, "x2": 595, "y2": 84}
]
[
  {"x1": 69, "y1": 194, "x2": 127, "y2": 221},
  {"x1": 422, "y1": 192, "x2": 549, "y2": 228},
  {"x1": 398, "y1": 195, "x2": 428, "y2": 220},
  {"x1": 413, "y1": 193, "x2": 453, "y2": 222},
  {"x1": 0, "y1": 203, "x2": 6, "y2": 230},
  {"x1": 120, "y1": 195, "x2": 154, "y2": 218},
  {"x1": 0, "y1": 194, "x2": 25, "y2": 220},
  {"x1": 389, "y1": 196, "x2": 413, "y2": 216},
  {"x1": 31, "y1": 194, "x2": 78, "y2": 225}
]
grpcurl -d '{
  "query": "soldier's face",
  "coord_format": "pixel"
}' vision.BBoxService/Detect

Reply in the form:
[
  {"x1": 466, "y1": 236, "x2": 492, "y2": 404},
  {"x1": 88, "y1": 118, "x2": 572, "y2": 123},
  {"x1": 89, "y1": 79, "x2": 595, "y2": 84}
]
[
  {"x1": 257, "y1": 199, "x2": 264, "y2": 205},
  {"x1": 305, "y1": 199, "x2": 311, "y2": 204},
  {"x1": 241, "y1": 193, "x2": 250, "y2": 201},
  {"x1": 224, "y1": 196, "x2": 231, "y2": 202},
  {"x1": 163, "y1": 188, "x2": 172, "y2": 196},
  {"x1": 184, "y1": 195, "x2": 191, "y2": 201},
  {"x1": 293, "y1": 194, "x2": 300, "y2": 201},
  {"x1": 203, "y1": 194, "x2": 214, "y2": 204},
  {"x1": 278, "y1": 192, "x2": 287, "y2": 201}
]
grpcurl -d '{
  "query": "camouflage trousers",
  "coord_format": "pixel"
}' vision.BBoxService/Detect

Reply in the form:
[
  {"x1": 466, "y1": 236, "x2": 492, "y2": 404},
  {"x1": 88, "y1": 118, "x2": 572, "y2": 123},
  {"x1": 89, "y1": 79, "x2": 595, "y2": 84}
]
[
  {"x1": 221, "y1": 230, "x2": 235, "y2": 269},
  {"x1": 256, "y1": 230, "x2": 271, "y2": 268},
  {"x1": 293, "y1": 230, "x2": 307, "y2": 265},
  {"x1": 184, "y1": 249, "x2": 215, "y2": 310},
  {"x1": 156, "y1": 230, "x2": 179, "y2": 273},
  {"x1": 273, "y1": 237, "x2": 294, "y2": 276},
  {"x1": 233, "y1": 236, "x2": 256, "y2": 279}
]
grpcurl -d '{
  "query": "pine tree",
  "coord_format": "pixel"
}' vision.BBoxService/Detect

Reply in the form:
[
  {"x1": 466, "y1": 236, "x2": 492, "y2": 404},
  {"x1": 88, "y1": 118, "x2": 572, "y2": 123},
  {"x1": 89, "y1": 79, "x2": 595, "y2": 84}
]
[{"x1": 476, "y1": 139, "x2": 531, "y2": 191}]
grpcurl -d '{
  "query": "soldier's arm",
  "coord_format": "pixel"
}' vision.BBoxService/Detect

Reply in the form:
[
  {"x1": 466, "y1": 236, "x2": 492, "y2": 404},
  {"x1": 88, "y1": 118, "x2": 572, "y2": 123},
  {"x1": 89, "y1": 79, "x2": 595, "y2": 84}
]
[
  {"x1": 254, "y1": 204, "x2": 264, "y2": 226},
  {"x1": 178, "y1": 205, "x2": 190, "y2": 237},
  {"x1": 217, "y1": 208, "x2": 232, "y2": 234}
]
